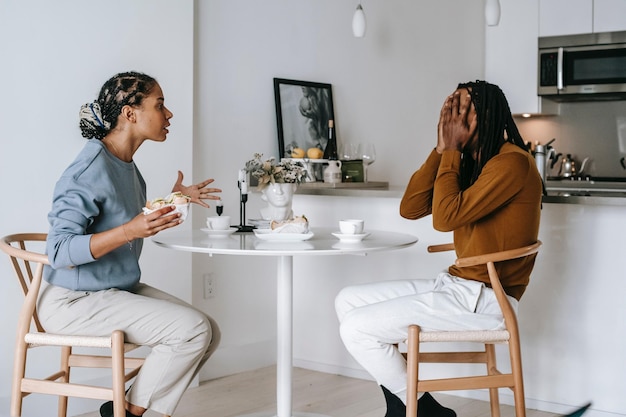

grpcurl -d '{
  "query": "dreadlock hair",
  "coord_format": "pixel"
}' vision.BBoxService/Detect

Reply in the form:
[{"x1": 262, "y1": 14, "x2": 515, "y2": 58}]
[
  {"x1": 457, "y1": 80, "x2": 528, "y2": 190},
  {"x1": 79, "y1": 71, "x2": 158, "y2": 140}
]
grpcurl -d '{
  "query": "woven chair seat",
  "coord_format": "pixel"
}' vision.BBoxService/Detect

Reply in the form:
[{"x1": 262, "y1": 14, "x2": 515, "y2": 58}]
[
  {"x1": 25, "y1": 332, "x2": 140, "y2": 352},
  {"x1": 418, "y1": 329, "x2": 510, "y2": 343}
]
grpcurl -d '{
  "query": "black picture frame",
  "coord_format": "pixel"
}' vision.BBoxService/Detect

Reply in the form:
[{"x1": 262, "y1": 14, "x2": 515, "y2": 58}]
[{"x1": 273, "y1": 78, "x2": 335, "y2": 158}]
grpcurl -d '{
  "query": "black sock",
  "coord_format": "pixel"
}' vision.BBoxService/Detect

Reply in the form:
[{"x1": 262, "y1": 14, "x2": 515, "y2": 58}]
[
  {"x1": 381, "y1": 385, "x2": 406, "y2": 417},
  {"x1": 99, "y1": 401, "x2": 141, "y2": 417},
  {"x1": 417, "y1": 392, "x2": 457, "y2": 417}
]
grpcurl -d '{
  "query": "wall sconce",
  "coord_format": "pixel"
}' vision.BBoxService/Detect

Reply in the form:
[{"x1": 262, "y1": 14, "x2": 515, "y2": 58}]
[
  {"x1": 352, "y1": 3, "x2": 366, "y2": 38},
  {"x1": 485, "y1": 0, "x2": 501, "y2": 26}
]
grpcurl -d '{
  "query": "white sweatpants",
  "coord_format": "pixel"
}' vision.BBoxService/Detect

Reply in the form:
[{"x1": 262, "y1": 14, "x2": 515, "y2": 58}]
[
  {"x1": 37, "y1": 282, "x2": 221, "y2": 416},
  {"x1": 335, "y1": 272, "x2": 518, "y2": 402}
]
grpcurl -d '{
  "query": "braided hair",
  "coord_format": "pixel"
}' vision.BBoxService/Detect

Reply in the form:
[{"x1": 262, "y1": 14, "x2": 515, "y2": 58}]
[
  {"x1": 79, "y1": 71, "x2": 158, "y2": 140},
  {"x1": 457, "y1": 80, "x2": 528, "y2": 190}
]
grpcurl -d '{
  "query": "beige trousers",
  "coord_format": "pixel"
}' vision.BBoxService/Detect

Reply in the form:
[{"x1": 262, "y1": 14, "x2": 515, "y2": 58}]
[{"x1": 37, "y1": 282, "x2": 221, "y2": 416}]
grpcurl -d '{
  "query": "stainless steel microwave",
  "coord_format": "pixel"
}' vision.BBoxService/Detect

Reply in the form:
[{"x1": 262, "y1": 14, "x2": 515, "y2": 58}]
[{"x1": 538, "y1": 30, "x2": 626, "y2": 101}]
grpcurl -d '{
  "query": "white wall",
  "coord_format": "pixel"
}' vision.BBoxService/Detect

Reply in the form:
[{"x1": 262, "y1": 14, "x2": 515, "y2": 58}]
[
  {"x1": 0, "y1": 1, "x2": 194, "y2": 415},
  {"x1": 191, "y1": 0, "x2": 485, "y2": 381}
]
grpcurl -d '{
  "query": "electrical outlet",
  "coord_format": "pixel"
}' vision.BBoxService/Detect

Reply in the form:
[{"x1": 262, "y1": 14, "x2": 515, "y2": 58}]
[{"x1": 203, "y1": 273, "x2": 215, "y2": 299}]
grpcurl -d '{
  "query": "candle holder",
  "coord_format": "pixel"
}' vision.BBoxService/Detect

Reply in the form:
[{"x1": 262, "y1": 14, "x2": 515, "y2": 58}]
[{"x1": 236, "y1": 170, "x2": 255, "y2": 233}]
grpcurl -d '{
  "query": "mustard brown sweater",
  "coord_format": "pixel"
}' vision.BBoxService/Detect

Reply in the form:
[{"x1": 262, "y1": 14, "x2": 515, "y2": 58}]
[{"x1": 400, "y1": 143, "x2": 542, "y2": 300}]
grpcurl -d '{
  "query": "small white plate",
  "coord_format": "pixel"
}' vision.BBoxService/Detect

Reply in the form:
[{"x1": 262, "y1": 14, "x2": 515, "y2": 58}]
[
  {"x1": 200, "y1": 227, "x2": 237, "y2": 237},
  {"x1": 249, "y1": 218, "x2": 272, "y2": 229},
  {"x1": 254, "y1": 229, "x2": 314, "y2": 241},
  {"x1": 331, "y1": 232, "x2": 370, "y2": 243}
]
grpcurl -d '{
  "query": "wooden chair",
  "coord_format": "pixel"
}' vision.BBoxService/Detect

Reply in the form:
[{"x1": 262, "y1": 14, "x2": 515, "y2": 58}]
[
  {"x1": 1, "y1": 233, "x2": 170, "y2": 417},
  {"x1": 405, "y1": 241, "x2": 542, "y2": 417}
]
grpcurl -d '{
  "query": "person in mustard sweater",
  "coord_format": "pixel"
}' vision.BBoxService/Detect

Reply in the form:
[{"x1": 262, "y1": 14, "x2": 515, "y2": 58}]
[{"x1": 335, "y1": 81, "x2": 542, "y2": 417}]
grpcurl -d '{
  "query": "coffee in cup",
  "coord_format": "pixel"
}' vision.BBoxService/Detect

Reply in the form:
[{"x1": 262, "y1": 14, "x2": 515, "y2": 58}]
[{"x1": 339, "y1": 219, "x2": 365, "y2": 235}]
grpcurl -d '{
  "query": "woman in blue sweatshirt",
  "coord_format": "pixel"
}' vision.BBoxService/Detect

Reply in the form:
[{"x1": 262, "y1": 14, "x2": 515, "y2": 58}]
[{"x1": 39, "y1": 71, "x2": 221, "y2": 417}]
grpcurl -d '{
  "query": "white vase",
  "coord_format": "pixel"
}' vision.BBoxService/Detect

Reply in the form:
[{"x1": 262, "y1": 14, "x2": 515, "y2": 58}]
[{"x1": 260, "y1": 182, "x2": 297, "y2": 221}]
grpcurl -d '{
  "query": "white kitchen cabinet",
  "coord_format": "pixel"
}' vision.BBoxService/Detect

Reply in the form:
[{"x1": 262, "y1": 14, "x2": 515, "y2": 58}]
[
  {"x1": 540, "y1": 0, "x2": 626, "y2": 36},
  {"x1": 539, "y1": 0, "x2": 593, "y2": 36},
  {"x1": 485, "y1": 0, "x2": 542, "y2": 114},
  {"x1": 594, "y1": 0, "x2": 626, "y2": 32}
]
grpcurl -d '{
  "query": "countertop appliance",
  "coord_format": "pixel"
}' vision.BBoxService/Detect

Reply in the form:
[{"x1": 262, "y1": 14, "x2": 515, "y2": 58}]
[{"x1": 538, "y1": 30, "x2": 626, "y2": 101}]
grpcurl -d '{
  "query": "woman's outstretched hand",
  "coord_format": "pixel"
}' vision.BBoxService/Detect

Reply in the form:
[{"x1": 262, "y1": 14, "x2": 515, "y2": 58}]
[{"x1": 172, "y1": 170, "x2": 222, "y2": 208}]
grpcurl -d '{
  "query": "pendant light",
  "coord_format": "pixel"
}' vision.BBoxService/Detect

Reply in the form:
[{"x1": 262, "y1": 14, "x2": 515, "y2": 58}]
[
  {"x1": 485, "y1": 0, "x2": 501, "y2": 26},
  {"x1": 352, "y1": 3, "x2": 366, "y2": 38}
]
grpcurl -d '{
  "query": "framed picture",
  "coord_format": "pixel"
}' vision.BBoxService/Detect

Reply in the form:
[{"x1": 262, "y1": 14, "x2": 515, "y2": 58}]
[{"x1": 273, "y1": 78, "x2": 335, "y2": 158}]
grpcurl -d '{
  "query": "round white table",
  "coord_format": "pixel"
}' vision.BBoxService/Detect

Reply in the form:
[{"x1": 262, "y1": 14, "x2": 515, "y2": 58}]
[{"x1": 152, "y1": 227, "x2": 418, "y2": 417}]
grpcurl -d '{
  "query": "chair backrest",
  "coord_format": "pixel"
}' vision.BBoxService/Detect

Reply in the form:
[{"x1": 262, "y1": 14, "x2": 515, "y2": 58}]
[
  {"x1": 428, "y1": 241, "x2": 542, "y2": 335},
  {"x1": 1, "y1": 233, "x2": 49, "y2": 334},
  {"x1": 456, "y1": 241, "x2": 541, "y2": 333}
]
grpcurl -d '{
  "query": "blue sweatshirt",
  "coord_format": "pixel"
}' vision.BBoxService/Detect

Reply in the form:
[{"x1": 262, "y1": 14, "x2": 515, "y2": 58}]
[{"x1": 44, "y1": 139, "x2": 146, "y2": 291}]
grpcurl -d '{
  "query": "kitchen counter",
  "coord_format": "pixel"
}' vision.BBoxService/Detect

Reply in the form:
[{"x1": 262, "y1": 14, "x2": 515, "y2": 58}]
[
  {"x1": 544, "y1": 178, "x2": 626, "y2": 205},
  {"x1": 294, "y1": 182, "x2": 405, "y2": 198},
  {"x1": 293, "y1": 180, "x2": 626, "y2": 205},
  {"x1": 543, "y1": 192, "x2": 626, "y2": 205}
]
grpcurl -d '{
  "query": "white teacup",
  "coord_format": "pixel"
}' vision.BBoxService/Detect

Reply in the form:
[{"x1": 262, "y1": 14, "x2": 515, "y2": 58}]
[
  {"x1": 206, "y1": 215, "x2": 231, "y2": 230},
  {"x1": 339, "y1": 219, "x2": 365, "y2": 235}
]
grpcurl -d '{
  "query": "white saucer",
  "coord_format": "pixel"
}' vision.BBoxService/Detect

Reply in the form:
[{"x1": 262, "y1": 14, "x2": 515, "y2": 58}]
[
  {"x1": 254, "y1": 229, "x2": 315, "y2": 241},
  {"x1": 331, "y1": 232, "x2": 370, "y2": 243},
  {"x1": 200, "y1": 227, "x2": 237, "y2": 237}
]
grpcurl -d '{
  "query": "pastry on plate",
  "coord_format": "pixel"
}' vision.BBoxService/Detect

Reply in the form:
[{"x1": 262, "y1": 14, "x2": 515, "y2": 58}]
[{"x1": 270, "y1": 215, "x2": 309, "y2": 234}]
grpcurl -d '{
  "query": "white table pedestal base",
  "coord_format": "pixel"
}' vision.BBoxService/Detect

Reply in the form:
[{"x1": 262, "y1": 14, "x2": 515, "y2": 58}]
[
  {"x1": 277, "y1": 256, "x2": 293, "y2": 417},
  {"x1": 239, "y1": 257, "x2": 330, "y2": 417}
]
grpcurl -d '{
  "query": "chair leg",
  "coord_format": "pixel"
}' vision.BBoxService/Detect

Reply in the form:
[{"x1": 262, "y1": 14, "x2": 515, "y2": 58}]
[
  {"x1": 11, "y1": 340, "x2": 28, "y2": 417},
  {"x1": 485, "y1": 343, "x2": 501, "y2": 417},
  {"x1": 58, "y1": 345, "x2": 71, "y2": 417},
  {"x1": 111, "y1": 331, "x2": 127, "y2": 417},
  {"x1": 406, "y1": 325, "x2": 420, "y2": 417},
  {"x1": 509, "y1": 338, "x2": 526, "y2": 417}
]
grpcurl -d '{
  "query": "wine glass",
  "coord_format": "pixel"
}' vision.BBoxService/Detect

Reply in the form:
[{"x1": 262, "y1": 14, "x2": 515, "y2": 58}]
[
  {"x1": 360, "y1": 143, "x2": 376, "y2": 183},
  {"x1": 341, "y1": 142, "x2": 359, "y2": 160}
]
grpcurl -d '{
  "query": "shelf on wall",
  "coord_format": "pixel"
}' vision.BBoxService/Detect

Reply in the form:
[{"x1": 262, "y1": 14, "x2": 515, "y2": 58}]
[{"x1": 297, "y1": 181, "x2": 389, "y2": 190}]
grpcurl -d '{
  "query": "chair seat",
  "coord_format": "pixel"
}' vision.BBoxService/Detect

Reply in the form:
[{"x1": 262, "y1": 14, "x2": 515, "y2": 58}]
[
  {"x1": 418, "y1": 329, "x2": 510, "y2": 343},
  {"x1": 24, "y1": 332, "x2": 140, "y2": 351}
]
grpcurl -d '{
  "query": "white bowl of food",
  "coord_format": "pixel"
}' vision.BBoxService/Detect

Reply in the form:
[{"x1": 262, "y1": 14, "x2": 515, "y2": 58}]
[{"x1": 143, "y1": 192, "x2": 191, "y2": 222}]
